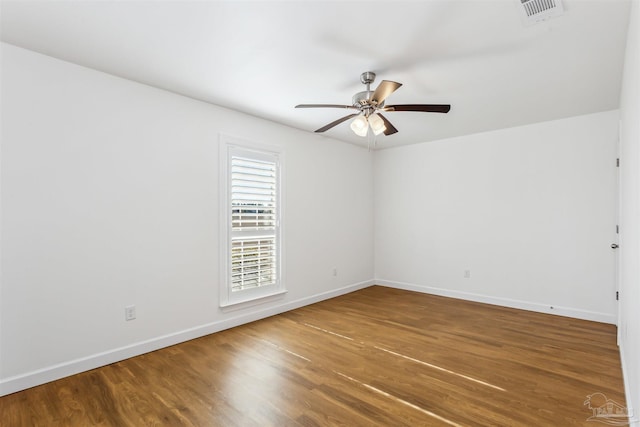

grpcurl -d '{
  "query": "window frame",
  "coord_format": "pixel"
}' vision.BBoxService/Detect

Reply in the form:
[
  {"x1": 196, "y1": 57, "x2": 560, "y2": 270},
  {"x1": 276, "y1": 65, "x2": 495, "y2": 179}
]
[{"x1": 219, "y1": 134, "x2": 285, "y2": 308}]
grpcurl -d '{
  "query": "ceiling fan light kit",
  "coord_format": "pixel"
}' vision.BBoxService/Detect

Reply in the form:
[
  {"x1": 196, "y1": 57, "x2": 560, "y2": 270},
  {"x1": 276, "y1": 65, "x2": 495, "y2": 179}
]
[
  {"x1": 368, "y1": 113, "x2": 386, "y2": 136},
  {"x1": 348, "y1": 112, "x2": 386, "y2": 137},
  {"x1": 350, "y1": 114, "x2": 370, "y2": 137},
  {"x1": 295, "y1": 71, "x2": 451, "y2": 139}
]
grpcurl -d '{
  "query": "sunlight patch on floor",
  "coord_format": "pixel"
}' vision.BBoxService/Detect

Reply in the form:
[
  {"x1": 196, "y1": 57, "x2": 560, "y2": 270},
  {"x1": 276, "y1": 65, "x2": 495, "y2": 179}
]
[
  {"x1": 301, "y1": 322, "x2": 506, "y2": 392},
  {"x1": 256, "y1": 338, "x2": 312, "y2": 362},
  {"x1": 374, "y1": 346, "x2": 506, "y2": 392},
  {"x1": 334, "y1": 371, "x2": 463, "y2": 427},
  {"x1": 303, "y1": 323, "x2": 355, "y2": 341}
]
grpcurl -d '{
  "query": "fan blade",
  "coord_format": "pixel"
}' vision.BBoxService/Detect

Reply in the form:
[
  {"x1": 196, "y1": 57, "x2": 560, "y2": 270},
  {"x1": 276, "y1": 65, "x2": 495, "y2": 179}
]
[
  {"x1": 376, "y1": 113, "x2": 398, "y2": 136},
  {"x1": 384, "y1": 104, "x2": 451, "y2": 113},
  {"x1": 370, "y1": 80, "x2": 402, "y2": 105},
  {"x1": 296, "y1": 104, "x2": 359, "y2": 110},
  {"x1": 314, "y1": 113, "x2": 359, "y2": 133}
]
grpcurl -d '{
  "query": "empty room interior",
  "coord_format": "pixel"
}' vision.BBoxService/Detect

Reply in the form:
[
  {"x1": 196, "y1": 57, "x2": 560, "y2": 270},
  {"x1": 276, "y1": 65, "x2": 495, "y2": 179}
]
[{"x1": 1, "y1": 0, "x2": 639, "y2": 425}]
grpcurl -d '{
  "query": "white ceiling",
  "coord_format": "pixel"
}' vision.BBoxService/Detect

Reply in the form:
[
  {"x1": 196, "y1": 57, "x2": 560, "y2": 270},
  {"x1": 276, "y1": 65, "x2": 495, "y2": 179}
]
[{"x1": 0, "y1": 0, "x2": 632, "y2": 148}]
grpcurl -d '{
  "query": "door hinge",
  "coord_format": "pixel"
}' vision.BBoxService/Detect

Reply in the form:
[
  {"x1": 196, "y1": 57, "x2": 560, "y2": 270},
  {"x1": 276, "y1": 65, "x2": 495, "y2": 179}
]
[
  {"x1": 616, "y1": 158, "x2": 620, "y2": 167},
  {"x1": 616, "y1": 291, "x2": 619, "y2": 301},
  {"x1": 616, "y1": 225, "x2": 619, "y2": 234}
]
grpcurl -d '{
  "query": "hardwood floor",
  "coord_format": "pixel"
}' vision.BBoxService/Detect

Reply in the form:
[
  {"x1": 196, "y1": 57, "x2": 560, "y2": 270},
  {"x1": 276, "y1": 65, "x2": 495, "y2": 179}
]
[{"x1": 0, "y1": 286, "x2": 628, "y2": 426}]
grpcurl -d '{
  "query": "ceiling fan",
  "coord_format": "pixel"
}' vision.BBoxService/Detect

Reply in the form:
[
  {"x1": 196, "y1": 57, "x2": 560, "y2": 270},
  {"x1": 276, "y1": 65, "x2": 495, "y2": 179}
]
[{"x1": 295, "y1": 71, "x2": 451, "y2": 137}]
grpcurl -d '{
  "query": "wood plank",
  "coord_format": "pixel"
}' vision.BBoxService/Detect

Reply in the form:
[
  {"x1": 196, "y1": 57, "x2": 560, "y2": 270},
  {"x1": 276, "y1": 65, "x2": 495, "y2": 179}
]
[{"x1": 0, "y1": 286, "x2": 629, "y2": 426}]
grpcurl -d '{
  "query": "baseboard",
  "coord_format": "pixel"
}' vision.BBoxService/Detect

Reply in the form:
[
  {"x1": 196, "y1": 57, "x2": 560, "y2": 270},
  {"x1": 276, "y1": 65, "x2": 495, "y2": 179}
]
[
  {"x1": 619, "y1": 341, "x2": 639, "y2": 425},
  {"x1": 0, "y1": 279, "x2": 373, "y2": 397},
  {"x1": 375, "y1": 279, "x2": 617, "y2": 324}
]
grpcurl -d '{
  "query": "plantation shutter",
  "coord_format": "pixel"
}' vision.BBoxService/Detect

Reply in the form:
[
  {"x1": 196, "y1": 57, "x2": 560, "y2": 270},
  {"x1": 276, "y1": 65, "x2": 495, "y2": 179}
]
[{"x1": 230, "y1": 155, "x2": 278, "y2": 292}]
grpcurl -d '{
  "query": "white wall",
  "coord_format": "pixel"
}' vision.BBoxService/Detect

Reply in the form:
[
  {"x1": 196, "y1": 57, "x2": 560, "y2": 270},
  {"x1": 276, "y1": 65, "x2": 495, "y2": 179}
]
[
  {"x1": 374, "y1": 110, "x2": 620, "y2": 323},
  {"x1": 618, "y1": 0, "x2": 640, "y2": 421},
  {"x1": 0, "y1": 43, "x2": 374, "y2": 395},
  {"x1": 2, "y1": 32, "x2": 635, "y2": 401}
]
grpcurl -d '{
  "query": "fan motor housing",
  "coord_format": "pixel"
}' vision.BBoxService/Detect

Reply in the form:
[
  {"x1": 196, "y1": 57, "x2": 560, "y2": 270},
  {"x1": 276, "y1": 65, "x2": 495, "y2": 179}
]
[{"x1": 352, "y1": 91, "x2": 384, "y2": 109}]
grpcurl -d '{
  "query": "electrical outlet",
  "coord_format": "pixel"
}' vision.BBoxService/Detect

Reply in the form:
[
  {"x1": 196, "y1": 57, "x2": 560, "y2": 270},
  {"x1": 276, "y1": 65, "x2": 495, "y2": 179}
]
[
  {"x1": 125, "y1": 305, "x2": 136, "y2": 321},
  {"x1": 464, "y1": 270, "x2": 471, "y2": 278},
  {"x1": 332, "y1": 268, "x2": 338, "y2": 277}
]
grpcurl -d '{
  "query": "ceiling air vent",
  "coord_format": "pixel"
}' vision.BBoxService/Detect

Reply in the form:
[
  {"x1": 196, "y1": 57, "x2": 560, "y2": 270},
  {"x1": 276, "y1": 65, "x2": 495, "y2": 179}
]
[{"x1": 518, "y1": 0, "x2": 564, "y2": 26}]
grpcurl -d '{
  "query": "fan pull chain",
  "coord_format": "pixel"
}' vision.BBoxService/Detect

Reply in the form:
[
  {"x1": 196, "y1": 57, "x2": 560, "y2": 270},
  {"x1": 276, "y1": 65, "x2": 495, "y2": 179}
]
[{"x1": 367, "y1": 131, "x2": 378, "y2": 151}]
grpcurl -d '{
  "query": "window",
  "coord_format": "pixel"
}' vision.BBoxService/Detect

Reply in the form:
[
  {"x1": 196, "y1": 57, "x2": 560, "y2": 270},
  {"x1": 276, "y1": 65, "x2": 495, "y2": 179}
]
[
  {"x1": 230, "y1": 156, "x2": 277, "y2": 291},
  {"x1": 220, "y1": 136, "x2": 284, "y2": 307}
]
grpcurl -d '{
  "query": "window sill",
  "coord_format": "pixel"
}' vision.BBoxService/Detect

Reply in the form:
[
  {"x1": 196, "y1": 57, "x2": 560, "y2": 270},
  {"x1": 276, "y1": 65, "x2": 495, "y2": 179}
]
[{"x1": 219, "y1": 290, "x2": 288, "y2": 312}]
